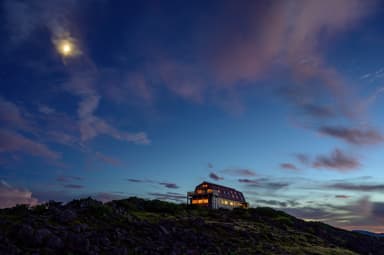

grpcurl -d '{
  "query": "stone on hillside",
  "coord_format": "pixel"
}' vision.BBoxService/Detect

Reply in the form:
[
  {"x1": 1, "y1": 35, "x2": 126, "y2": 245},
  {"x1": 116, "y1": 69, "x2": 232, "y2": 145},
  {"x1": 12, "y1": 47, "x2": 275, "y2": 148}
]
[
  {"x1": 34, "y1": 228, "x2": 51, "y2": 245},
  {"x1": 72, "y1": 223, "x2": 89, "y2": 233},
  {"x1": 17, "y1": 224, "x2": 34, "y2": 244},
  {"x1": 56, "y1": 209, "x2": 77, "y2": 224},
  {"x1": 66, "y1": 232, "x2": 90, "y2": 252},
  {"x1": 46, "y1": 235, "x2": 64, "y2": 249},
  {"x1": 159, "y1": 225, "x2": 170, "y2": 235},
  {"x1": 108, "y1": 247, "x2": 128, "y2": 255}
]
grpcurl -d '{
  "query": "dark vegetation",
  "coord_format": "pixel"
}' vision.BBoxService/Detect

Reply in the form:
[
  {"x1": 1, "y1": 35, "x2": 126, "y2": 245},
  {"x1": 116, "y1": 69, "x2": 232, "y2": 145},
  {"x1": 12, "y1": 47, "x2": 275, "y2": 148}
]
[{"x1": 0, "y1": 197, "x2": 383, "y2": 254}]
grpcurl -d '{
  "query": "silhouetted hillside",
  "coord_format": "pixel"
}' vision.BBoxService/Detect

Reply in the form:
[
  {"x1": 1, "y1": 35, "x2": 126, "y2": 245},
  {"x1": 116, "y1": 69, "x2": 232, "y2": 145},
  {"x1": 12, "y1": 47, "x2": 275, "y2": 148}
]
[
  {"x1": 0, "y1": 197, "x2": 383, "y2": 254},
  {"x1": 353, "y1": 230, "x2": 384, "y2": 238}
]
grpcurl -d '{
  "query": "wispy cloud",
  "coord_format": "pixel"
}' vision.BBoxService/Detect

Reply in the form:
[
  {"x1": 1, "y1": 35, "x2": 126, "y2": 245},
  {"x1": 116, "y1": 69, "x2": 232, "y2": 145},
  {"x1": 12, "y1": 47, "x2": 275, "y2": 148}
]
[
  {"x1": 3, "y1": 0, "x2": 78, "y2": 45},
  {"x1": 3, "y1": 0, "x2": 376, "y2": 147},
  {"x1": 313, "y1": 149, "x2": 360, "y2": 171},
  {"x1": 335, "y1": 195, "x2": 350, "y2": 199},
  {"x1": 0, "y1": 129, "x2": 60, "y2": 160},
  {"x1": 56, "y1": 175, "x2": 82, "y2": 183},
  {"x1": 208, "y1": 0, "x2": 373, "y2": 116},
  {"x1": 156, "y1": 59, "x2": 205, "y2": 103},
  {"x1": 159, "y1": 182, "x2": 179, "y2": 189},
  {"x1": 101, "y1": 71, "x2": 154, "y2": 105},
  {"x1": 0, "y1": 97, "x2": 77, "y2": 165},
  {"x1": 296, "y1": 154, "x2": 310, "y2": 165},
  {"x1": 256, "y1": 199, "x2": 300, "y2": 208},
  {"x1": 264, "y1": 182, "x2": 290, "y2": 190},
  {"x1": 4, "y1": 0, "x2": 375, "y2": 116},
  {"x1": 282, "y1": 206, "x2": 335, "y2": 222},
  {"x1": 95, "y1": 152, "x2": 121, "y2": 167},
  {"x1": 238, "y1": 179, "x2": 258, "y2": 184},
  {"x1": 46, "y1": 130, "x2": 78, "y2": 147},
  {"x1": 319, "y1": 126, "x2": 383, "y2": 145},
  {"x1": 281, "y1": 196, "x2": 384, "y2": 233},
  {"x1": 126, "y1": 178, "x2": 146, "y2": 183},
  {"x1": 301, "y1": 103, "x2": 335, "y2": 118},
  {"x1": 89, "y1": 1, "x2": 375, "y2": 114},
  {"x1": 0, "y1": 97, "x2": 33, "y2": 131},
  {"x1": 126, "y1": 178, "x2": 179, "y2": 189},
  {"x1": 327, "y1": 183, "x2": 384, "y2": 192},
  {"x1": 238, "y1": 178, "x2": 289, "y2": 190},
  {"x1": 222, "y1": 168, "x2": 256, "y2": 177},
  {"x1": 63, "y1": 184, "x2": 84, "y2": 189},
  {"x1": 0, "y1": 180, "x2": 38, "y2": 208},
  {"x1": 255, "y1": 199, "x2": 289, "y2": 207},
  {"x1": 38, "y1": 104, "x2": 56, "y2": 115},
  {"x1": 280, "y1": 163, "x2": 299, "y2": 171},
  {"x1": 209, "y1": 172, "x2": 224, "y2": 181},
  {"x1": 4, "y1": 0, "x2": 150, "y2": 146},
  {"x1": 67, "y1": 74, "x2": 150, "y2": 145}
]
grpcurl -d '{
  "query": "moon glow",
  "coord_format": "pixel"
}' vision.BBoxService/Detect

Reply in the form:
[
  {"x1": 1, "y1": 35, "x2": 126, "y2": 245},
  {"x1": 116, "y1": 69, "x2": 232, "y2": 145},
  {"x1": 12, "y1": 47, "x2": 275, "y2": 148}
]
[{"x1": 56, "y1": 39, "x2": 76, "y2": 57}]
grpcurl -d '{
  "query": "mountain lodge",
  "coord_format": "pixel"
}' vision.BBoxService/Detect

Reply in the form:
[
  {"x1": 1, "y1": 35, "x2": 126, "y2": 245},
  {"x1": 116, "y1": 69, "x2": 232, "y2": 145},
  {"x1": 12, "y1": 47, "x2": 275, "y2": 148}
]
[{"x1": 187, "y1": 181, "x2": 248, "y2": 209}]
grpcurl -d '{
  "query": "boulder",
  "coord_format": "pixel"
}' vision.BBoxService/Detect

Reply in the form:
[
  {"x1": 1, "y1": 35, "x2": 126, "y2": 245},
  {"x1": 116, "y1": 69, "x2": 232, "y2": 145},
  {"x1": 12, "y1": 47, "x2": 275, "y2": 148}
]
[
  {"x1": 56, "y1": 209, "x2": 77, "y2": 224},
  {"x1": 46, "y1": 235, "x2": 64, "y2": 249},
  {"x1": 34, "y1": 228, "x2": 51, "y2": 245}
]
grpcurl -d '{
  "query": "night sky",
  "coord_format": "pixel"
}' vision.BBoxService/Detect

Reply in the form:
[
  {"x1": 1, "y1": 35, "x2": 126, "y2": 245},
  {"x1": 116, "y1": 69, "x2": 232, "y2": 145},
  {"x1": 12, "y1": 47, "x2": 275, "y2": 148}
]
[{"x1": 1, "y1": 0, "x2": 384, "y2": 232}]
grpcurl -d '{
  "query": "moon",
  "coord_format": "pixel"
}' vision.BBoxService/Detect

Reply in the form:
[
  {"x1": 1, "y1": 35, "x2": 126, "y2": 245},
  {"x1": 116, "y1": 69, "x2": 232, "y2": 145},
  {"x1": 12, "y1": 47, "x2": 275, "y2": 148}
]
[
  {"x1": 61, "y1": 43, "x2": 72, "y2": 55},
  {"x1": 53, "y1": 33, "x2": 81, "y2": 59},
  {"x1": 56, "y1": 39, "x2": 75, "y2": 57}
]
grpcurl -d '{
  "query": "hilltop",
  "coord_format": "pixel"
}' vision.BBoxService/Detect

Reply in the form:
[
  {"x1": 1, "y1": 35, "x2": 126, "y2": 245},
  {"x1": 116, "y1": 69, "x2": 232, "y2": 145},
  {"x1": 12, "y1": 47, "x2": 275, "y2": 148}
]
[{"x1": 0, "y1": 197, "x2": 383, "y2": 255}]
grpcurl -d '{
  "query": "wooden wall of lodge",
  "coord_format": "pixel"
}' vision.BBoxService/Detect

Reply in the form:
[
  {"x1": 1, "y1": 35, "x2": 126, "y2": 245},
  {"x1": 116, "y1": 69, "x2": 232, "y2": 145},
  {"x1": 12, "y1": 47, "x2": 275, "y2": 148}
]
[{"x1": 191, "y1": 197, "x2": 243, "y2": 207}]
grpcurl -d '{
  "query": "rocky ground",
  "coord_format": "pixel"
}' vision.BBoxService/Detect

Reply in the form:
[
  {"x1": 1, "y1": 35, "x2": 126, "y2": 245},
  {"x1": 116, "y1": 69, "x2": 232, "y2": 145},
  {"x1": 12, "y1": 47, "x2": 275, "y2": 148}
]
[{"x1": 0, "y1": 197, "x2": 383, "y2": 255}]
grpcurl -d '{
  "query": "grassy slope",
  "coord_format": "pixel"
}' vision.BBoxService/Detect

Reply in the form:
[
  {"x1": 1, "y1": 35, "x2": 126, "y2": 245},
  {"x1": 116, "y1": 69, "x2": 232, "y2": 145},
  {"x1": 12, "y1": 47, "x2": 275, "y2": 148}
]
[{"x1": 0, "y1": 197, "x2": 383, "y2": 254}]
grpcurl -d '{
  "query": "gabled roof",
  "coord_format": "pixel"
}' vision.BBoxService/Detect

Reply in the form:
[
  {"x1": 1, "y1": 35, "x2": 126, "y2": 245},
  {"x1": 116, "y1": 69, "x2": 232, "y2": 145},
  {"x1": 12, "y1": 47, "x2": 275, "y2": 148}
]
[
  {"x1": 195, "y1": 181, "x2": 246, "y2": 203},
  {"x1": 199, "y1": 181, "x2": 238, "y2": 190}
]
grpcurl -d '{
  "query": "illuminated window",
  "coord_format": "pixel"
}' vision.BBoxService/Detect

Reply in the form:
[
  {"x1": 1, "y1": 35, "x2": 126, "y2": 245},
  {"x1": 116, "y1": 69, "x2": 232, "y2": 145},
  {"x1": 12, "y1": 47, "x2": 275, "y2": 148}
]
[{"x1": 192, "y1": 199, "x2": 208, "y2": 204}]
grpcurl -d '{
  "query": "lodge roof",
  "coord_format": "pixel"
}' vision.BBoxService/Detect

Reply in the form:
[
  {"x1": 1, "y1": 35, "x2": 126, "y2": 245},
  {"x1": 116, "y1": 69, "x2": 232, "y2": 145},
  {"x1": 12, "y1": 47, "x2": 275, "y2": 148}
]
[{"x1": 195, "y1": 181, "x2": 246, "y2": 203}]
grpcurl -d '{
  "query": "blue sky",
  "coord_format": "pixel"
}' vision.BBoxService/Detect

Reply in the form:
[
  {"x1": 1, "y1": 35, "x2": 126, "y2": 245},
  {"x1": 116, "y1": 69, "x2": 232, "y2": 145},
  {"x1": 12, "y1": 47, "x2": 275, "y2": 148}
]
[{"x1": 1, "y1": 0, "x2": 384, "y2": 232}]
